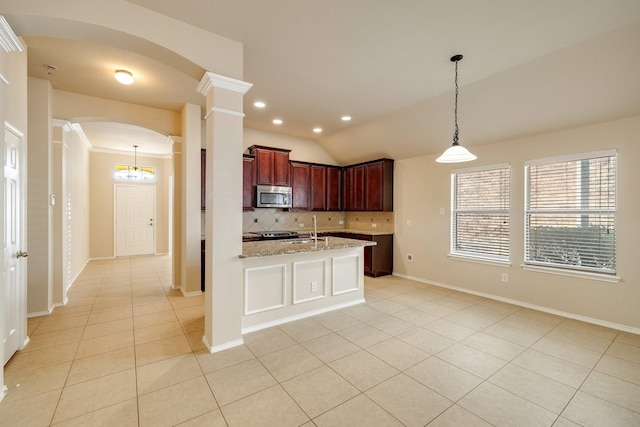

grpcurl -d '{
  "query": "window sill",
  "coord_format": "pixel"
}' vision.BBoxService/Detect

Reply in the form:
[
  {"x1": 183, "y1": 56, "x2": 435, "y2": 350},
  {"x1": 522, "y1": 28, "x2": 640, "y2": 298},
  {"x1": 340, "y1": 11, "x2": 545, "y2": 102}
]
[
  {"x1": 521, "y1": 264, "x2": 621, "y2": 283},
  {"x1": 448, "y1": 254, "x2": 511, "y2": 267}
]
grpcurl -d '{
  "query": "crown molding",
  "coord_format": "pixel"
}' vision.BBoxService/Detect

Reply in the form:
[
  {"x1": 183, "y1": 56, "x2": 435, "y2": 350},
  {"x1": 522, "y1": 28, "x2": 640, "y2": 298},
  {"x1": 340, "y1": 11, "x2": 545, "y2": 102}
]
[
  {"x1": 197, "y1": 72, "x2": 253, "y2": 96},
  {"x1": 0, "y1": 16, "x2": 24, "y2": 53}
]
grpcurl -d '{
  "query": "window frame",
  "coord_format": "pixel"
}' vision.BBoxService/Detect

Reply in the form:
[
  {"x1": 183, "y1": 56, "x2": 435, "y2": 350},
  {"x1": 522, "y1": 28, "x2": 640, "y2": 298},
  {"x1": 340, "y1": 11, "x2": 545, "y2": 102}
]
[
  {"x1": 450, "y1": 163, "x2": 511, "y2": 264},
  {"x1": 524, "y1": 149, "x2": 617, "y2": 276}
]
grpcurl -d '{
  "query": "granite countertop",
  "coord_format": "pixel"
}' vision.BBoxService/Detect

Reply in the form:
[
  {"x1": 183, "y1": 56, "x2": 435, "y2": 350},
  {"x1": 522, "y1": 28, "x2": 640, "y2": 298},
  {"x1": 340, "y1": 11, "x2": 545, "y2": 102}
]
[
  {"x1": 241, "y1": 229, "x2": 393, "y2": 241},
  {"x1": 240, "y1": 236, "x2": 376, "y2": 259}
]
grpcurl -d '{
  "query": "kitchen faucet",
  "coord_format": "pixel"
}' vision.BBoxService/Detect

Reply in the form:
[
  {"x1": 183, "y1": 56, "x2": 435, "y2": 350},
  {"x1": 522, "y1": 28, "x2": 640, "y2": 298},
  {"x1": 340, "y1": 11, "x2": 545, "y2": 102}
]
[{"x1": 312, "y1": 214, "x2": 317, "y2": 241}]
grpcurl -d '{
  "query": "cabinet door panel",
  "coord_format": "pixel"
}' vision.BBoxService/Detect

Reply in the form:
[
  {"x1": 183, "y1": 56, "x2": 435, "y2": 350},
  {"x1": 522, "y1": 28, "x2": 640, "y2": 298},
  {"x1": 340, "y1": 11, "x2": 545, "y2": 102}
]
[
  {"x1": 290, "y1": 162, "x2": 310, "y2": 211},
  {"x1": 274, "y1": 151, "x2": 291, "y2": 186},
  {"x1": 352, "y1": 165, "x2": 366, "y2": 211},
  {"x1": 242, "y1": 156, "x2": 255, "y2": 211},
  {"x1": 255, "y1": 149, "x2": 274, "y2": 185},
  {"x1": 326, "y1": 166, "x2": 342, "y2": 211},
  {"x1": 365, "y1": 161, "x2": 384, "y2": 211},
  {"x1": 310, "y1": 165, "x2": 327, "y2": 211}
]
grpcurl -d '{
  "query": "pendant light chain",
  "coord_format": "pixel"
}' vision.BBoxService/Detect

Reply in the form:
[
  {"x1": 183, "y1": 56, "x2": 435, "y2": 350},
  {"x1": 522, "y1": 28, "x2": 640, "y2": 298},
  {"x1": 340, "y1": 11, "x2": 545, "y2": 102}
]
[
  {"x1": 435, "y1": 53, "x2": 476, "y2": 163},
  {"x1": 453, "y1": 57, "x2": 460, "y2": 146}
]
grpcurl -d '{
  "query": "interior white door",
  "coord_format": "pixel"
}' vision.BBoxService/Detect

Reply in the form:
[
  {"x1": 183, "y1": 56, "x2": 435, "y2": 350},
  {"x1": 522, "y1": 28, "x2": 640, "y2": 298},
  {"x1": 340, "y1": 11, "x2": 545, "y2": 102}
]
[
  {"x1": 115, "y1": 184, "x2": 155, "y2": 257},
  {"x1": 4, "y1": 125, "x2": 26, "y2": 365}
]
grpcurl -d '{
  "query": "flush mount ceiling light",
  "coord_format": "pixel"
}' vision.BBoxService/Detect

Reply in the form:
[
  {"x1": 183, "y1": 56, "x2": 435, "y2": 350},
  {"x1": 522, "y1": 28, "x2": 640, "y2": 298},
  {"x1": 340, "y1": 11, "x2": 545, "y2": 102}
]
[
  {"x1": 313, "y1": 128, "x2": 322, "y2": 133},
  {"x1": 436, "y1": 54, "x2": 477, "y2": 163},
  {"x1": 114, "y1": 69, "x2": 134, "y2": 85},
  {"x1": 272, "y1": 119, "x2": 283, "y2": 125},
  {"x1": 341, "y1": 116, "x2": 352, "y2": 121},
  {"x1": 254, "y1": 101, "x2": 266, "y2": 108}
]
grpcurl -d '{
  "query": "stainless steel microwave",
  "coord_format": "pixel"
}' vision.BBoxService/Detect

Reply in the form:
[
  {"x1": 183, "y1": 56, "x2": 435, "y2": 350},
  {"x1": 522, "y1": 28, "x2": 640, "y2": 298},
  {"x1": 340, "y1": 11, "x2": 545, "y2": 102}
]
[{"x1": 256, "y1": 185, "x2": 292, "y2": 208}]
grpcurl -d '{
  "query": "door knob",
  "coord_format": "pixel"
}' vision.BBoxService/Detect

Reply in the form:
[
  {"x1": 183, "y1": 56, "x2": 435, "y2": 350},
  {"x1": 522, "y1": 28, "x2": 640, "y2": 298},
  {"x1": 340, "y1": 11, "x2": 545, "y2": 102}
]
[{"x1": 17, "y1": 251, "x2": 28, "y2": 258}]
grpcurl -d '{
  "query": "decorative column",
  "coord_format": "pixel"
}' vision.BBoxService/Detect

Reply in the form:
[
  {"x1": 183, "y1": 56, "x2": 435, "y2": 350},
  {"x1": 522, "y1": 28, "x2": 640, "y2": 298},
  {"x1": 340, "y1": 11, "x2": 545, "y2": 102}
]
[{"x1": 197, "y1": 72, "x2": 252, "y2": 352}]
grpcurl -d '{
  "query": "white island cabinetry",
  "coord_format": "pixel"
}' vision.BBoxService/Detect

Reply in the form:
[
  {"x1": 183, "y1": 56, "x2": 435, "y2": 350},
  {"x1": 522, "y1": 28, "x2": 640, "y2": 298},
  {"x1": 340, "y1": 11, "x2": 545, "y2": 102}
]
[{"x1": 240, "y1": 237, "x2": 374, "y2": 333}]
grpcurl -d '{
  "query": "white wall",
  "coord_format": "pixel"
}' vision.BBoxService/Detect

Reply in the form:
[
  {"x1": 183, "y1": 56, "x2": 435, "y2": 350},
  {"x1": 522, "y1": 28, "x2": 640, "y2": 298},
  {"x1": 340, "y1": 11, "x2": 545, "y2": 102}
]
[
  {"x1": 63, "y1": 126, "x2": 91, "y2": 283},
  {"x1": 394, "y1": 115, "x2": 640, "y2": 331}
]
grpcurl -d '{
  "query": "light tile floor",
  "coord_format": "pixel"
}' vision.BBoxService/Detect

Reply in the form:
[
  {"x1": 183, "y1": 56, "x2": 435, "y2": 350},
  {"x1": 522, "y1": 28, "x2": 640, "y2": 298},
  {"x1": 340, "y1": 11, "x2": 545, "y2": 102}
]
[{"x1": 1, "y1": 255, "x2": 640, "y2": 426}]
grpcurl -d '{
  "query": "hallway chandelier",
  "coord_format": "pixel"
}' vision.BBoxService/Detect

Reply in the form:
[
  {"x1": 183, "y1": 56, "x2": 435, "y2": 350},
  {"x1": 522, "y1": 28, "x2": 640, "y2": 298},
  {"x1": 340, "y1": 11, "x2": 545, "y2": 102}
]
[
  {"x1": 436, "y1": 54, "x2": 477, "y2": 163},
  {"x1": 127, "y1": 145, "x2": 141, "y2": 179}
]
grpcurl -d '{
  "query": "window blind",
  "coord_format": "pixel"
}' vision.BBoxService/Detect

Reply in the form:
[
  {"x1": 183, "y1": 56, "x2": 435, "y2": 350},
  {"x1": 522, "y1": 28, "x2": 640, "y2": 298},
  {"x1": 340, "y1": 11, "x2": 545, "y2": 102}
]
[
  {"x1": 525, "y1": 151, "x2": 616, "y2": 274},
  {"x1": 452, "y1": 165, "x2": 510, "y2": 261}
]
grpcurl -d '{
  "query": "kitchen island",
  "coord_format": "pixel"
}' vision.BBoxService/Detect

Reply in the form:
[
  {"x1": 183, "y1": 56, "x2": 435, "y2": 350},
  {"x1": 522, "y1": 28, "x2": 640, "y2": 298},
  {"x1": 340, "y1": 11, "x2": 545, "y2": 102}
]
[{"x1": 240, "y1": 237, "x2": 375, "y2": 333}]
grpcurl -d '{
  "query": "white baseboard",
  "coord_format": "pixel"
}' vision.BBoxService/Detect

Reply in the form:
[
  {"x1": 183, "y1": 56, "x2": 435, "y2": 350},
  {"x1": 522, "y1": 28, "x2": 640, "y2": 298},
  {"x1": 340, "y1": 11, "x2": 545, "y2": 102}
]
[
  {"x1": 393, "y1": 272, "x2": 640, "y2": 335},
  {"x1": 181, "y1": 288, "x2": 203, "y2": 298},
  {"x1": 202, "y1": 336, "x2": 244, "y2": 354},
  {"x1": 241, "y1": 298, "x2": 366, "y2": 335},
  {"x1": 27, "y1": 309, "x2": 52, "y2": 318}
]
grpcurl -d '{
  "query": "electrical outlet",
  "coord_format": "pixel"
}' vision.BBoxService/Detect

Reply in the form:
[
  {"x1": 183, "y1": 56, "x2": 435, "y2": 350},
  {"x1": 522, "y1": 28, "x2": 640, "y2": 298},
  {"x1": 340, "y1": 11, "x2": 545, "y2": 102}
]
[
  {"x1": 299, "y1": 223, "x2": 304, "y2": 228},
  {"x1": 339, "y1": 220, "x2": 344, "y2": 225},
  {"x1": 311, "y1": 281, "x2": 318, "y2": 292},
  {"x1": 440, "y1": 207, "x2": 445, "y2": 215},
  {"x1": 407, "y1": 219, "x2": 412, "y2": 227},
  {"x1": 501, "y1": 273, "x2": 509, "y2": 283},
  {"x1": 372, "y1": 223, "x2": 377, "y2": 228}
]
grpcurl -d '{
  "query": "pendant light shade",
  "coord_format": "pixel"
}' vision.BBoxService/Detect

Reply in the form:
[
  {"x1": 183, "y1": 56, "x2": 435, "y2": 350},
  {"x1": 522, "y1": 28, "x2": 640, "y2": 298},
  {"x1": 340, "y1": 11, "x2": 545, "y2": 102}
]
[
  {"x1": 436, "y1": 144, "x2": 477, "y2": 163},
  {"x1": 436, "y1": 54, "x2": 476, "y2": 163}
]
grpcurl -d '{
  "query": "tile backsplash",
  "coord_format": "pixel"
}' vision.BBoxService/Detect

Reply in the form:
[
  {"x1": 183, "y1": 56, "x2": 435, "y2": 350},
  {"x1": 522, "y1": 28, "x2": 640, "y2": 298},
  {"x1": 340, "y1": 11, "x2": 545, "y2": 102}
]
[
  {"x1": 243, "y1": 209, "x2": 346, "y2": 233},
  {"x1": 344, "y1": 211, "x2": 394, "y2": 233},
  {"x1": 240, "y1": 209, "x2": 394, "y2": 234}
]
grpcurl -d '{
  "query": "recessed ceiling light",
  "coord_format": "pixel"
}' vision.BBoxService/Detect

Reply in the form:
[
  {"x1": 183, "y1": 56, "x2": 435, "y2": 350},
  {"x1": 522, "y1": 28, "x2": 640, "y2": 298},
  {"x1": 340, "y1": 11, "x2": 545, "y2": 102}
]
[
  {"x1": 313, "y1": 128, "x2": 322, "y2": 133},
  {"x1": 341, "y1": 116, "x2": 352, "y2": 121},
  {"x1": 272, "y1": 119, "x2": 283, "y2": 125},
  {"x1": 254, "y1": 101, "x2": 266, "y2": 108},
  {"x1": 114, "y1": 69, "x2": 134, "y2": 85}
]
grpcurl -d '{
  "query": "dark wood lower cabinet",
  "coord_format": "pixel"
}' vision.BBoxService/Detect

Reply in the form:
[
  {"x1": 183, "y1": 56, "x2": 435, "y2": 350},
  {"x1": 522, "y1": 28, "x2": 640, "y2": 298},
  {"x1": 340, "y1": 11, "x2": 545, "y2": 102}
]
[{"x1": 323, "y1": 232, "x2": 393, "y2": 277}]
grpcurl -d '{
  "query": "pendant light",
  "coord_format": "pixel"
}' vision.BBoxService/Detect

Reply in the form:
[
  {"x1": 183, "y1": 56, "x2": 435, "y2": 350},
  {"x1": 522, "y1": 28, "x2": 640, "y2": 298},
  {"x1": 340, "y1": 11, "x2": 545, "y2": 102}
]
[{"x1": 436, "y1": 54, "x2": 477, "y2": 163}]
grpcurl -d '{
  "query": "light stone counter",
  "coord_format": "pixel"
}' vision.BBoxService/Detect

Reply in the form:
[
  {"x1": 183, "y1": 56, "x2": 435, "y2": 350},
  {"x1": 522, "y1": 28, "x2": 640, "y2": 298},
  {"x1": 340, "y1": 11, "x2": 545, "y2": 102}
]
[{"x1": 240, "y1": 236, "x2": 375, "y2": 258}]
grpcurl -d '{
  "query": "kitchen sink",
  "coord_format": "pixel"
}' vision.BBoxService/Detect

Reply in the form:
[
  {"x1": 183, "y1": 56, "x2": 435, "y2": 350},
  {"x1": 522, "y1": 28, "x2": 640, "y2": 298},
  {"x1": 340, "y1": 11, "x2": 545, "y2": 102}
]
[{"x1": 281, "y1": 239, "x2": 314, "y2": 244}]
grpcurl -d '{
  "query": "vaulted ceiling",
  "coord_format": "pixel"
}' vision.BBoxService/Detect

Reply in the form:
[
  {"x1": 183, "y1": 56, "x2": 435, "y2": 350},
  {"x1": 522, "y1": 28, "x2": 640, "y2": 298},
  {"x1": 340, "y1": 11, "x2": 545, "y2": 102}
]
[{"x1": 5, "y1": 1, "x2": 640, "y2": 163}]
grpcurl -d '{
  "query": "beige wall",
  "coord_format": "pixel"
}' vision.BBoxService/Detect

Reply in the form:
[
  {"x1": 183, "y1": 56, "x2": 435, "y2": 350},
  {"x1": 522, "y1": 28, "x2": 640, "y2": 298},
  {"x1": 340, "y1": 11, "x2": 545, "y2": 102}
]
[
  {"x1": 54, "y1": 90, "x2": 181, "y2": 137},
  {"x1": 26, "y1": 77, "x2": 53, "y2": 314},
  {"x1": 244, "y1": 128, "x2": 339, "y2": 165},
  {"x1": 89, "y1": 151, "x2": 171, "y2": 258},
  {"x1": 394, "y1": 115, "x2": 640, "y2": 331}
]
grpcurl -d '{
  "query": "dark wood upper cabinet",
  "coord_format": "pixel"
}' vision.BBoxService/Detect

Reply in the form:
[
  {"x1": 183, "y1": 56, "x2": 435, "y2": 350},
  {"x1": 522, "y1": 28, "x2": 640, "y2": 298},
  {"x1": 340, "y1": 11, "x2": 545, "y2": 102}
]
[
  {"x1": 326, "y1": 166, "x2": 342, "y2": 211},
  {"x1": 249, "y1": 145, "x2": 291, "y2": 186},
  {"x1": 290, "y1": 161, "x2": 310, "y2": 211},
  {"x1": 343, "y1": 159, "x2": 393, "y2": 211},
  {"x1": 344, "y1": 164, "x2": 365, "y2": 211},
  {"x1": 242, "y1": 155, "x2": 256, "y2": 211},
  {"x1": 245, "y1": 145, "x2": 392, "y2": 213},
  {"x1": 310, "y1": 165, "x2": 327, "y2": 211}
]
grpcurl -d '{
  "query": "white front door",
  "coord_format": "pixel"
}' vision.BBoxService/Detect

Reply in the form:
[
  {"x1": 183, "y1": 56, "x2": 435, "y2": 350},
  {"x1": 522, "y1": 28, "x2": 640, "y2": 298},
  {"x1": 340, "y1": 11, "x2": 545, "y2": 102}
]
[
  {"x1": 3, "y1": 124, "x2": 26, "y2": 365},
  {"x1": 115, "y1": 185, "x2": 155, "y2": 257}
]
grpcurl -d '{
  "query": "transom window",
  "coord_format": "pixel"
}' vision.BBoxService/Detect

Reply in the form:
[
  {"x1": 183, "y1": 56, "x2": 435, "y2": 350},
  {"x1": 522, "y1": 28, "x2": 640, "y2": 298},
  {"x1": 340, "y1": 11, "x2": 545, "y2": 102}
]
[
  {"x1": 525, "y1": 150, "x2": 616, "y2": 274},
  {"x1": 451, "y1": 164, "x2": 510, "y2": 262},
  {"x1": 114, "y1": 164, "x2": 156, "y2": 182}
]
